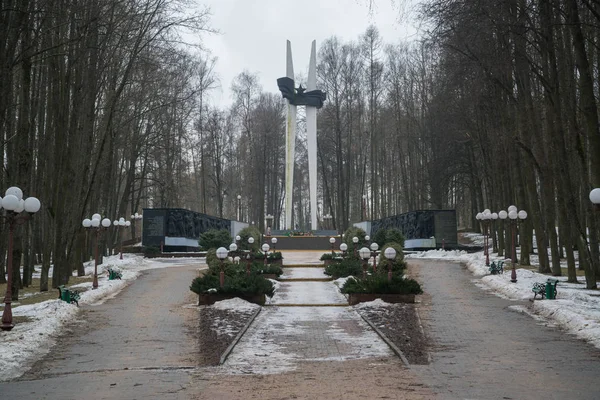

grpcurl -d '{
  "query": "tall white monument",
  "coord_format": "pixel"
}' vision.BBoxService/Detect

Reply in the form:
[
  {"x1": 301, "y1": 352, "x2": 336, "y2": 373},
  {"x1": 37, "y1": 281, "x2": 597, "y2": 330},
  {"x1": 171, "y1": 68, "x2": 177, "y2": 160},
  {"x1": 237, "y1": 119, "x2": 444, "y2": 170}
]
[{"x1": 277, "y1": 40, "x2": 326, "y2": 230}]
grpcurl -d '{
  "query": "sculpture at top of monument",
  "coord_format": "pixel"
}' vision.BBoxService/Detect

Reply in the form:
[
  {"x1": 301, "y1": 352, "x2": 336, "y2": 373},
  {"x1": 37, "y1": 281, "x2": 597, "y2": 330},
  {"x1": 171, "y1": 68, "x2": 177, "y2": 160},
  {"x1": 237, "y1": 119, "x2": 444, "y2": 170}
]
[
  {"x1": 280, "y1": 40, "x2": 323, "y2": 231},
  {"x1": 277, "y1": 77, "x2": 326, "y2": 109}
]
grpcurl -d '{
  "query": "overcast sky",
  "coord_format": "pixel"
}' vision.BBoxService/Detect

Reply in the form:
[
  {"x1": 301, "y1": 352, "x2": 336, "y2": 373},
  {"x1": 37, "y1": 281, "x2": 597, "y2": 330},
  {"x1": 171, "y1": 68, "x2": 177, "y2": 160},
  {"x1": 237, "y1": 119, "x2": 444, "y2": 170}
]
[{"x1": 193, "y1": 0, "x2": 419, "y2": 108}]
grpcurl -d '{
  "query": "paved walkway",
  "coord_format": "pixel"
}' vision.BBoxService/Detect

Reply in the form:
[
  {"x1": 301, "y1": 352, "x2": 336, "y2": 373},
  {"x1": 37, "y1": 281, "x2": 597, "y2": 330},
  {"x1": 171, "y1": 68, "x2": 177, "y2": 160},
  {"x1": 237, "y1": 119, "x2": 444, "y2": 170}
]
[
  {"x1": 222, "y1": 260, "x2": 393, "y2": 374},
  {"x1": 410, "y1": 259, "x2": 600, "y2": 400},
  {"x1": 3, "y1": 254, "x2": 600, "y2": 399},
  {"x1": 0, "y1": 264, "x2": 205, "y2": 400}
]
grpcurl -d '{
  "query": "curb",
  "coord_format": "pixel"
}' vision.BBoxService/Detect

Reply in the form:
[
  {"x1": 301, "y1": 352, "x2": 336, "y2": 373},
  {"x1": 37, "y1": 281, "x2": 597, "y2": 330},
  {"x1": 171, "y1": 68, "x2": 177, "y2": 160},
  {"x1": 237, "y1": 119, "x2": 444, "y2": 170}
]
[
  {"x1": 219, "y1": 307, "x2": 262, "y2": 365},
  {"x1": 358, "y1": 312, "x2": 410, "y2": 368}
]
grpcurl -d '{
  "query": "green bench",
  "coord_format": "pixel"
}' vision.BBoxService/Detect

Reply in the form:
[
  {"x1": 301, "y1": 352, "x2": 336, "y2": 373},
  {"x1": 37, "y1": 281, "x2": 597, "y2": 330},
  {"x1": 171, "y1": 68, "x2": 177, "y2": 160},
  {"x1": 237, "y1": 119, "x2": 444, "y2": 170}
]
[
  {"x1": 57, "y1": 285, "x2": 81, "y2": 306},
  {"x1": 489, "y1": 261, "x2": 504, "y2": 275},
  {"x1": 532, "y1": 278, "x2": 559, "y2": 300},
  {"x1": 107, "y1": 268, "x2": 122, "y2": 280}
]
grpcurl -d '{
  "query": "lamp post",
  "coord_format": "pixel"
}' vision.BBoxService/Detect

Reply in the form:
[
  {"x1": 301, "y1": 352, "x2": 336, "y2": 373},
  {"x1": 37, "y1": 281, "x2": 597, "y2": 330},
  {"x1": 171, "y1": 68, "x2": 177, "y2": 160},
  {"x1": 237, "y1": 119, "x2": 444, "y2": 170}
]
[
  {"x1": 245, "y1": 237, "x2": 255, "y2": 275},
  {"x1": 370, "y1": 242, "x2": 379, "y2": 272},
  {"x1": 507, "y1": 206, "x2": 527, "y2": 283},
  {"x1": 384, "y1": 247, "x2": 397, "y2": 282},
  {"x1": 590, "y1": 188, "x2": 600, "y2": 211},
  {"x1": 359, "y1": 247, "x2": 371, "y2": 278},
  {"x1": 113, "y1": 217, "x2": 130, "y2": 260},
  {"x1": 82, "y1": 214, "x2": 112, "y2": 289},
  {"x1": 352, "y1": 236, "x2": 359, "y2": 257},
  {"x1": 1, "y1": 187, "x2": 41, "y2": 331},
  {"x1": 271, "y1": 237, "x2": 277, "y2": 252},
  {"x1": 365, "y1": 235, "x2": 370, "y2": 245},
  {"x1": 229, "y1": 242, "x2": 238, "y2": 265},
  {"x1": 237, "y1": 195, "x2": 242, "y2": 221},
  {"x1": 329, "y1": 237, "x2": 336, "y2": 255},
  {"x1": 340, "y1": 243, "x2": 348, "y2": 257},
  {"x1": 130, "y1": 212, "x2": 142, "y2": 239},
  {"x1": 216, "y1": 247, "x2": 228, "y2": 287},
  {"x1": 491, "y1": 212, "x2": 498, "y2": 253},
  {"x1": 262, "y1": 243, "x2": 270, "y2": 266}
]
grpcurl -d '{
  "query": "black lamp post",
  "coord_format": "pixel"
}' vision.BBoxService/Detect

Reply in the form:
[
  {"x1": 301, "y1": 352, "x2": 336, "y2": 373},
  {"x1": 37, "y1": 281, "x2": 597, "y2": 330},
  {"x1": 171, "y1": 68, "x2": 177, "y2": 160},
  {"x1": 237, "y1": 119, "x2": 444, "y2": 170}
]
[
  {"x1": 216, "y1": 247, "x2": 228, "y2": 287},
  {"x1": 262, "y1": 243, "x2": 270, "y2": 266},
  {"x1": 271, "y1": 237, "x2": 277, "y2": 252},
  {"x1": 370, "y1": 242, "x2": 379, "y2": 272},
  {"x1": 340, "y1": 243, "x2": 348, "y2": 257},
  {"x1": 384, "y1": 247, "x2": 397, "y2": 282},
  {"x1": 352, "y1": 236, "x2": 359, "y2": 258},
  {"x1": 246, "y1": 237, "x2": 255, "y2": 275},
  {"x1": 501, "y1": 206, "x2": 527, "y2": 283},
  {"x1": 329, "y1": 237, "x2": 335, "y2": 255},
  {"x1": 1, "y1": 187, "x2": 41, "y2": 331},
  {"x1": 82, "y1": 215, "x2": 112, "y2": 289},
  {"x1": 359, "y1": 247, "x2": 371, "y2": 278},
  {"x1": 113, "y1": 217, "x2": 130, "y2": 260}
]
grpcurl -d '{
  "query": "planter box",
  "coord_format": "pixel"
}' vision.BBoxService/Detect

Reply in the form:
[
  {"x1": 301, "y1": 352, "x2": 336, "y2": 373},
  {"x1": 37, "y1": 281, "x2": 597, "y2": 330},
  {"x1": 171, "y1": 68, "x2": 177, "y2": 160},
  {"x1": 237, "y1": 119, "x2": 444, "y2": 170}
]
[
  {"x1": 347, "y1": 293, "x2": 416, "y2": 305},
  {"x1": 268, "y1": 258, "x2": 283, "y2": 265},
  {"x1": 198, "y1": 293, "x2": 266, "y2": 306}
]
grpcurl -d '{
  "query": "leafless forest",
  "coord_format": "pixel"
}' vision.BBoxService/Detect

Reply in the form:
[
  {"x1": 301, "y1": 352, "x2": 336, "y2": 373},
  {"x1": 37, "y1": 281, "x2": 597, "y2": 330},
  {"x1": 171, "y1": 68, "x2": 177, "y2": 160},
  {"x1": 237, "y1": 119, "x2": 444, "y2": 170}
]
[{"x1": 0, "y1": 0, "x2": 599, "y2": 295}]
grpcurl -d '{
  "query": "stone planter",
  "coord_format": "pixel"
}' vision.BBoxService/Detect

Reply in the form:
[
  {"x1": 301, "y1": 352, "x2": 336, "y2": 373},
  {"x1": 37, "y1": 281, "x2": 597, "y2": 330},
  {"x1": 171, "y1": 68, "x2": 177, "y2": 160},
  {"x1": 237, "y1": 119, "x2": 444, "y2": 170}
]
[
  {"x1": 347, "y1": 293, "x2": 416, "y2": 305},
  {"x1": 198, "y1": 293, "x2": 266, "y2": 306}
]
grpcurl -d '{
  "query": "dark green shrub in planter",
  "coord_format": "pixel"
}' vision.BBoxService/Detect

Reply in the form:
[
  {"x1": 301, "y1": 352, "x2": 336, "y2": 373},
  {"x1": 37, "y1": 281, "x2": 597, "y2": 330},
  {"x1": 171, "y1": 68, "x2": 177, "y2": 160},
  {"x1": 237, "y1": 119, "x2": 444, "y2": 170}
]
[
  {"x1": 199, "y1": 229, "x2": 232, "y2": 251},
  {"x1": 253, "y1": 251, "x2": 283, "y2": 261},
  {"x1": 142, "y1": 246, "x2": 161, "y2": 257},
  {"x1": 373, "y1": 228, "x2": 406, "y2": 248},
  {"x1": 237, "y1": 226, "x2": 261, "y2": 251},
  {"x1": 342, "y1": 227, "x2": 367, "y2": 255},
  {"x1": 385, "y1": 229, "x2": 406, "y2": 248},
  {"x1": 251, "y1": 262, "x2": 283, "y2": 276},
  {"x1": 376, "y1": 242, "x2": 406, "y2": 275},
  {"x1": 341, "y1": 274, "x2": 422, "y2": 295},
  {"x1": 320, "y1": 252, "x2": 341, "y2": 261},
  {"x1": 205, "y1": 248, "x2": 240, "y2": 276},
  {"x1": 324, "y1": 258, "x2": 363, "y2": 278},
  {"x1": 190, "y1": 273, "x2": 275, "y2": 298}
]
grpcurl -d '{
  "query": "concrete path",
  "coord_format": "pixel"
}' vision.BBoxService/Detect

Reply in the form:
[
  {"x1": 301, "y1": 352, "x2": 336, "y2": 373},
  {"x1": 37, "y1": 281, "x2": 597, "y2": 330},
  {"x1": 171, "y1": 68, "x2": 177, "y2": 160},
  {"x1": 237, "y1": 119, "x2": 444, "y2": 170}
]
[
  {"x1": 0, "y1": 265, "x2": 205, "y2": 400},
  {"x1": 410, "y1": 259, "x2": 600, "y2": 400},
  {"x1": 220, "y1": 261, "x2": 393, "y2": 374}
]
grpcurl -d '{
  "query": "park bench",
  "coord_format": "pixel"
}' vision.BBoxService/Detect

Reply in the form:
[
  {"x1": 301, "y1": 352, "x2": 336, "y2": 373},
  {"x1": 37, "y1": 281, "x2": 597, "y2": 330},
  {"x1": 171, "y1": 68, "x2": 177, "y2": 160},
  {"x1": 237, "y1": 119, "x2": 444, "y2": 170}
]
[
  {"x1": 107, "y1": 268, "x2": 122, "y2": 280},
  {"x1": 57, "y1": 285, "x2": 81, "y2": 306},
  {"x1": 489, "y1": 260, "x2": 504, "y2": 275},
  {"x1": 532, "y1": 278, "x2": 559, "y2": 300}
]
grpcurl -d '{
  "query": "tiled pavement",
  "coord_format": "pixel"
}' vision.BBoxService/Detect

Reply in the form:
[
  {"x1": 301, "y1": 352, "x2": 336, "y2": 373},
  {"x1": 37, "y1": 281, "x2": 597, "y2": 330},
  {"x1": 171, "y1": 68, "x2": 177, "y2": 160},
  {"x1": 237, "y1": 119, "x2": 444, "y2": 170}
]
[
  {"x1": 0, "y1": 264, "x2": 205, "y2": 400},
  {"x1": 409, "y1": 259, "x2": 600, "y2": 400},
  {"x1": 222, "y1": 256, "x2": 393, "y2": 374},
  {"x1": 2, "y1": 253, "x2": 599, "y2": 399}
]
